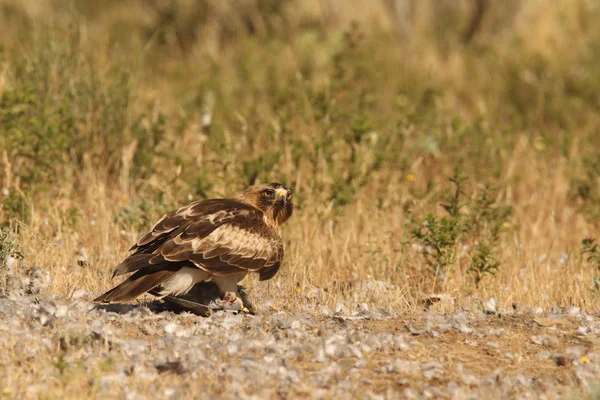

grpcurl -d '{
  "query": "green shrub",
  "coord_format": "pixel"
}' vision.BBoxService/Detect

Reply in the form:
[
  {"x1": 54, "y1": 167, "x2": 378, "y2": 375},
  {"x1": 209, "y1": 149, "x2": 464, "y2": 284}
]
[{"x1": 412, "y1": 170, "x2": 512, "y2": 287}]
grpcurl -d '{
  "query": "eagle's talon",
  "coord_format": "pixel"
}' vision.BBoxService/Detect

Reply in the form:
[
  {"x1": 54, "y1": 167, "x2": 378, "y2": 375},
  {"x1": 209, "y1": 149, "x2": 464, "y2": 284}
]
[
  {"x1": 238, "y1": 287, "x2": 257, "y2": 314},
  {"x1": 241, "y1": 302, "x2": 256, "y2": 315}
]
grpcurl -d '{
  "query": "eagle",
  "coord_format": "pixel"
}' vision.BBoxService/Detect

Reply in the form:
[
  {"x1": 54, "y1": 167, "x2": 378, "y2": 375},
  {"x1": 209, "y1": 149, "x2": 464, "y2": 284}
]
[{"x1": 94, "y1": 182, "x2": 293, "y2": 312}]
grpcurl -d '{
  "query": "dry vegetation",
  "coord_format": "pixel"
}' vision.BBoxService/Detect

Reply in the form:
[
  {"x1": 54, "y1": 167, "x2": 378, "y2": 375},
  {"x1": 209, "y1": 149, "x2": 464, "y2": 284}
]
[{"x1": 1, "y1": 0, "x2": 600, "y2": 398}]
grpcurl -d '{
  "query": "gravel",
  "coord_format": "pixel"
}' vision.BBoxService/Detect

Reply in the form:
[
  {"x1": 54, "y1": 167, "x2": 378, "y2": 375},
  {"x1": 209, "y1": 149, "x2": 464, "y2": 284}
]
[{"x1": 1, "y1": 277, "x2": 599, "y2": 398}]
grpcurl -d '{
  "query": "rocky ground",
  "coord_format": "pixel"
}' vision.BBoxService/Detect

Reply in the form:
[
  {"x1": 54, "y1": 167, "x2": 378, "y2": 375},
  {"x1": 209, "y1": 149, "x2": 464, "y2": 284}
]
[{"x1": 1, "y1": 276, "x2": 600, "y2": 399}]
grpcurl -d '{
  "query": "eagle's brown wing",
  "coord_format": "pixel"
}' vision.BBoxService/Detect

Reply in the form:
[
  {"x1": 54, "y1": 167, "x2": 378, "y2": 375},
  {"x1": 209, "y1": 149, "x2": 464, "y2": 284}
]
[{"x1": 114, "y1": 199, "x2": 283, "y2": 281}]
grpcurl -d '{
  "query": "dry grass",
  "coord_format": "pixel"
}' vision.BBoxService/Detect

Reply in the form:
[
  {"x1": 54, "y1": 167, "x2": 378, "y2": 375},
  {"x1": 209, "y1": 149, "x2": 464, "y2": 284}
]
[{"x1": 1, "y1": 0, "x2": 600, "y2": 397}]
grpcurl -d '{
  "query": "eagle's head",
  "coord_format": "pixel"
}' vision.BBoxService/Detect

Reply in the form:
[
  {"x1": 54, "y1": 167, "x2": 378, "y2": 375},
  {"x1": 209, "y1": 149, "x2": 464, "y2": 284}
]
[{"x1": 238, "y1": 182, "x2": 293, "y2": 228}]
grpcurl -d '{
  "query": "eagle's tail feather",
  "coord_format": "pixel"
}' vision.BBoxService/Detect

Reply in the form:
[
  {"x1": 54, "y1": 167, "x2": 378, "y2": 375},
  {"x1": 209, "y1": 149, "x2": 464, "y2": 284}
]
[
  {"x1": 93, "y1": 268, "x2": 177, "y2": 303},
  {"x1": 112, "y1": 253, "x2": 159, "y2": 278}
]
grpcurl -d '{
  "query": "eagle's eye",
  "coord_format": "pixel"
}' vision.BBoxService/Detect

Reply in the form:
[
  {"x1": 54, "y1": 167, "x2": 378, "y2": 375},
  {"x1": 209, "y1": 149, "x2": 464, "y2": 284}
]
[
  {"x1": 286, "y1": 192, "x2": 292, "y2": 200},
  {"x1": 261, "y1": 189, "x2": 275, "y2": 198}
]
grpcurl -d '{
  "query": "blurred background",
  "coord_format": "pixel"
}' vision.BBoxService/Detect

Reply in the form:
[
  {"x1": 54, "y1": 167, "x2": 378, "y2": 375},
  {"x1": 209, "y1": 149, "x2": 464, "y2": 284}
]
[{"x1": 1, "y1": 0, "x2": 600, "y2": 307}]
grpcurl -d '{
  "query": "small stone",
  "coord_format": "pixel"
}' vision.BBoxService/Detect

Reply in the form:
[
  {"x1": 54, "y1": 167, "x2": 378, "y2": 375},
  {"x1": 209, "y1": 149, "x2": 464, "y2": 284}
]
[
  {"x1": 408, "y1": 324, "x2": 423, "y2": 335},
  {"x1": 6, "y1": 256, "x2": 16, "y2": 272},
  {"x1": 164, "y1": 322, "x2": 178, "y2": 334},
  {"x1": 39, "y1": 313, "x2": 54, "y2": 327},
  {"x1": 567, "y1": 306, "x2": 581, "y2": 316},
  {"x1": 325, "y1": 343, "x2": 338, "y2": 357},
  {"x1": 484, "y1": 298, "x2": 497, "y2": 314},
  {"x1": 423, "y1": 369, "x2": 441, "y2": 379},
  {"x1": 534, "y1": 307, "x2": 544, "y2": 315},
  {"x1": 52, "y1": 305, "x2": 67, "y2": 319},
  {"x1": 574, "y1": 326, "x2": 590, "y2": 336},
  {"x1": 227, "y1": 342, "x2": 239, "y2": 355}
]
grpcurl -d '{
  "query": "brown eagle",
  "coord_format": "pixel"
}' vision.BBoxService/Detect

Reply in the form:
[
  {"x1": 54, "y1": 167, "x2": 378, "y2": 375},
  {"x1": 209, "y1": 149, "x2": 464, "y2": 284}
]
[{"x1": 94, "y1": 182, "x2": 293, "y2": 311}]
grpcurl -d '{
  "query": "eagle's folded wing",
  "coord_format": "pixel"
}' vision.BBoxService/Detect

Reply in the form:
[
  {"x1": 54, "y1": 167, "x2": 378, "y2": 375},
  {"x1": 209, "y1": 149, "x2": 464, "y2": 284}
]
[{"x1": 114, "y1": 199, "x2": 284, "y2": 281}]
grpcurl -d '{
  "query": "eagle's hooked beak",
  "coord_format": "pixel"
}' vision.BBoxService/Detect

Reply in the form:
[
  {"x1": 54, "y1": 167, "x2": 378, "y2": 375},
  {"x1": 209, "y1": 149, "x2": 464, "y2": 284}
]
[{"x1": 275, "y1": 188, "x2": 287, "y2": 207}]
